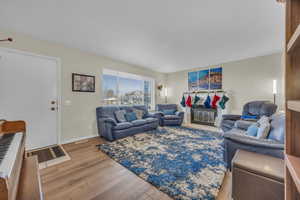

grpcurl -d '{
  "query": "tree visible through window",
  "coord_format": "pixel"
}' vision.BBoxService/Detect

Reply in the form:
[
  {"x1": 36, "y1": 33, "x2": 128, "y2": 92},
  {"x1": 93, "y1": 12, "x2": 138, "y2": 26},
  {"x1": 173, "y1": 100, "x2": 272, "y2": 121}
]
[{"x1": 102, "y1": 70, "x2": 154, "y2": 109}]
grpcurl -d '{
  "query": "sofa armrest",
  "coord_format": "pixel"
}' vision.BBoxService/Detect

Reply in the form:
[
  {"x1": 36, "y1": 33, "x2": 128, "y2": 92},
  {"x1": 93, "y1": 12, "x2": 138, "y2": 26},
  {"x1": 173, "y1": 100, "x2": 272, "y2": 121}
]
[
  {"x1": 234, "y1": 120, "x2": 256, "y2": 131},
  {"x1": 222, "y1": 114, "x2": 241, "y2": 120},
  {"x1": 147, "y1": 111, "x2": 164, "y2": 118},
  {"x1": 175, "y1": 111, "x2": 184, "y2": 118},
  {"x1": 223, "y1": 132, "x2": 284, "y2": 169},
  {"x1": 224, "y1": 133, "x2": 284, "y2": 150},
  {"x1": 101, "y1": 117, "x2": 117, "y2": 126},
  {"x1": 97, "y1": 117, "x2": 117, "y2": 141}
]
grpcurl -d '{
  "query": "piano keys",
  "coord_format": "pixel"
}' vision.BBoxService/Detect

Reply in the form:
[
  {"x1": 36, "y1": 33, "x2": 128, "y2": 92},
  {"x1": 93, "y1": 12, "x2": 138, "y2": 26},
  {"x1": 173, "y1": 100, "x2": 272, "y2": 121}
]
[
  {"x1": 0, "y1": 134, "x2": 15, "y2": 164},
  {"x1": 0, "y1": 121, "x2": 26, "y2": 200},
  {"x1": 0, "y1": 120, "x2": 43, "y2": 200}
]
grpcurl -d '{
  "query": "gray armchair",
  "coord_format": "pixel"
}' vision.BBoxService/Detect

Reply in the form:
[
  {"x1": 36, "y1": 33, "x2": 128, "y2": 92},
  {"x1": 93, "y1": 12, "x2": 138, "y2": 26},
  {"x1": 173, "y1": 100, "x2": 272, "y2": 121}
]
[
  {"x1": 223, "y1": 113, "x2": 285, "y2": 169},
  {"x1": 156, "y1": 104, "x2": 184, "y2": 126},
  {"x1": 221, "y1": 101, "x2": 278, "y2": 132}
]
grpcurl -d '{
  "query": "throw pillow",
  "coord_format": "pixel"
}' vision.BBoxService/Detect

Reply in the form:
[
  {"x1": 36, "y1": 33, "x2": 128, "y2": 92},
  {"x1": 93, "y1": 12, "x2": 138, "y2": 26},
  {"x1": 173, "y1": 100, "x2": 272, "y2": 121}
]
[
  {"x1": 114, "y1": 110, "x2": 126, "y2": 123},
  {"x1": 258, "y1": 116, "x2": 270, "y2": 125},
  {"x1": 241, "y1": 115, "x2": 258, "y2": 121},
  {"x1": 125, "y1": 112, "x2": 137, "y2": 122},
  {"x1": 268, "y1": 126, "x2": 284, "y2": 143},
  {"x1": 246, "y1": 124, "x2": 259, "y2": 137},
  {"x1": 162, "y1": 109, "x2": 176, "y2": 115},
  {"x1": 133, "y1": 108, "x2": 145, "y2": 120},
  {"x1": 256, "y1": 122, "x2": 271, "y2": 139}
]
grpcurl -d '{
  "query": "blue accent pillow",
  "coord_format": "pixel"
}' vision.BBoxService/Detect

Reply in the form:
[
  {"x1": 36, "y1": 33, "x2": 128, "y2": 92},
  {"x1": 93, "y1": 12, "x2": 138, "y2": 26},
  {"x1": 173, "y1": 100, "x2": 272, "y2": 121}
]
[
  {"x1": 268, "y1": 114, "x2": 285, "y2": 143},
  {"x1": 268, "y1": 126, "x2": 284, "y2": 143},
  {"x1": 162, "y1": 109, "x2": 176, "y2": 115},
  {"x1": 246, "y1": 124, "x2": 259, "y2": 137},
  {"x1": 242, "y1": 115, "x2": 258, "y2": 120},
  {"x1": 125, "y1": 112, "x2": 137, "y2": 122}
]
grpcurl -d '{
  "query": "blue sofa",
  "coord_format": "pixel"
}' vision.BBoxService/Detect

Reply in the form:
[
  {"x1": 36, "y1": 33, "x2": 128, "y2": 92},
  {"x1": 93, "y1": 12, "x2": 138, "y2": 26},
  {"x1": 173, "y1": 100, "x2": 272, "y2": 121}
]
[
  {"x1": 156, "y1": 104, "x2": 184, "y2": 126},
  {"x1": 221, "y1": 101, "x2": 277, "y2": 132},
  {"x1": 96, "y1": 105, "x2": 159, "y2": 141},
  {"x1": 223, "y1": 113, "x2": 285, "y2": 169}
]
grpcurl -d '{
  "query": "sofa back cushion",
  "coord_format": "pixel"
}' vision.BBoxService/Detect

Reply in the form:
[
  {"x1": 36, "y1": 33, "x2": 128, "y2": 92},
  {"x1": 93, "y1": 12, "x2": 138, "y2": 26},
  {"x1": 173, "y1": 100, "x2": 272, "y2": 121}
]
[
  {"x1": 268, "y1": 113, "x2": 285, "y2": 143},
  {"x1": 119, "y1": 105, "x2": 148, "y2": 117},
  {"x1": 96, "y1": 106, "x2": 120, "y2": 121},
  {"x1": 242, "y1": 101, "x2": 277, "y2": 118},
  {"x1": 97, "y1": 105, "x2": 149, "y2": 121},
  {"x1": 162, "y1": 109, "x2": 176, "y2": 115},
  {"x1": 133, "y1": 105, "x2": 149, "y2": 117},
  {"x1": 156, "y1": 104, "x2": 177, "y2": 112}
]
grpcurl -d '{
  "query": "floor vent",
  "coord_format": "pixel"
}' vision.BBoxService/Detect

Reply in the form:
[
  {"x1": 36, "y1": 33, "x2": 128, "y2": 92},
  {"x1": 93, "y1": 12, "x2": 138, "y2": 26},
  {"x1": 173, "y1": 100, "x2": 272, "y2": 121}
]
[{"x1": 27, "y1": 145, "x2": 70, "y2": 169}]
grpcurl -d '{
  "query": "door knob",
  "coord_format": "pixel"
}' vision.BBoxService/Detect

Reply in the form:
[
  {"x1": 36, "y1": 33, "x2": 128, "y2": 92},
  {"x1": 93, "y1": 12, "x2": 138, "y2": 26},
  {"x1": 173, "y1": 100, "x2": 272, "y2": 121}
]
[
  {"x1": 51, "y1": 101, "x2": 56, "y2": 104},
  {"x1": 51, "y1": 107, "x2": 55, "y2": 111}
]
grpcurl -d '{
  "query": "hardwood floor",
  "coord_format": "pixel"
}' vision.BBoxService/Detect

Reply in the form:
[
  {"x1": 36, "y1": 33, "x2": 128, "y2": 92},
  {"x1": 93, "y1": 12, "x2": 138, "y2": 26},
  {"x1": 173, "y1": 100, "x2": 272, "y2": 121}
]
[{"x1": 41, "y1": 137, "x2": 231, "y2": 200}]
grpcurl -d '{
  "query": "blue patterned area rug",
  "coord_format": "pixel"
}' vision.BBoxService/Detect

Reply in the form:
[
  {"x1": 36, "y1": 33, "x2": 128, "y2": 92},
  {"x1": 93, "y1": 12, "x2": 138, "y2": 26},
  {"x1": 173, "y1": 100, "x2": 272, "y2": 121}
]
[{"x1": 98, "y1": 126, "x2": 226, "y2": 200}]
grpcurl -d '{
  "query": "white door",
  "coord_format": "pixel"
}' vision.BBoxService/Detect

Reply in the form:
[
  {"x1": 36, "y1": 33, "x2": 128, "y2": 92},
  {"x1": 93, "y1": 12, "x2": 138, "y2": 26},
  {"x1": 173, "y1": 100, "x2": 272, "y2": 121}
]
[{"x1": 0, "y1": 49, "x2": 59, "y2": 150}]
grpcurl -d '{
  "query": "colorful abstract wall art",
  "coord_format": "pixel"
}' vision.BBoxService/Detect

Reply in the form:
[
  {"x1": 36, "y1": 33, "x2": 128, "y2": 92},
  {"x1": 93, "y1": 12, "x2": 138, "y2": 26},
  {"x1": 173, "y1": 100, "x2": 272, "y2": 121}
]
[
  {"x1": 198, "y1": 69, "x2": 210, "y2": 90},
  {"x1": 188, "y1": 67, "x2": 222, "y2": 91},
  {"x1": 209, "y1": 67, "x2": 222, "y2": 89},
  {"x1": 188, "y1": 71, "x2": 198, "y2": 91}
]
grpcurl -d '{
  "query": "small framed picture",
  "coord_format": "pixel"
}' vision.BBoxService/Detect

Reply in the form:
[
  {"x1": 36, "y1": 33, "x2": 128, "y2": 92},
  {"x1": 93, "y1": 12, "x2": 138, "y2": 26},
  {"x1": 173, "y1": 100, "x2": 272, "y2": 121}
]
[{"x1": 72, "y1": 73, "x2": 95, "y2": 92}]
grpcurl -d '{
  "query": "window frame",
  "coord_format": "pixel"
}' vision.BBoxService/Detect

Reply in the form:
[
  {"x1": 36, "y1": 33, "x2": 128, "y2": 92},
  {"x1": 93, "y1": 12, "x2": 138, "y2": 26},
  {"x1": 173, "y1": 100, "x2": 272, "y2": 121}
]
[{"x1": 102, "y1": 69, "x2": 155, "y2": 110}]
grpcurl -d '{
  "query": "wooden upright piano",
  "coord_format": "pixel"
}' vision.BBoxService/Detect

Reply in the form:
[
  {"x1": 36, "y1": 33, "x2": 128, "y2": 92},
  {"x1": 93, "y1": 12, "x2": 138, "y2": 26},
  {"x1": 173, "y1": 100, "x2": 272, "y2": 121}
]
[{"x1": 0, "y1": 120, "x2": 43, "y2": 200}]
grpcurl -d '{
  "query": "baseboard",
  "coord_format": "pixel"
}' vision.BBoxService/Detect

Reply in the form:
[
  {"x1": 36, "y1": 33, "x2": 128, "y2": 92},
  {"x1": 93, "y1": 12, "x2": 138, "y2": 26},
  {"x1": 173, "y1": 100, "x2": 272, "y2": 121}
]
[{"x1": 61, "y1": 135, "x2": 98, "y2": 145}]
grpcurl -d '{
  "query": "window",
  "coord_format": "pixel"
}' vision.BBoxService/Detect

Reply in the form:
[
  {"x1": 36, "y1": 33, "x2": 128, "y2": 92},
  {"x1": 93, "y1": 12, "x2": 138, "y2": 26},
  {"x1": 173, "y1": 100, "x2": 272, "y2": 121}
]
[{"x1": 102, "y1": 69, "x2": 155, "y2": 109}]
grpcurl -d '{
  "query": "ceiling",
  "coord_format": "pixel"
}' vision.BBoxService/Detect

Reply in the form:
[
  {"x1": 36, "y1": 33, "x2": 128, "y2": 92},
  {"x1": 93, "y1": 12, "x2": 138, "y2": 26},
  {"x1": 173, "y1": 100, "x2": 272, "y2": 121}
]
[{"x1": 0, "y1": 0, "x2": 284, "y2": 73}]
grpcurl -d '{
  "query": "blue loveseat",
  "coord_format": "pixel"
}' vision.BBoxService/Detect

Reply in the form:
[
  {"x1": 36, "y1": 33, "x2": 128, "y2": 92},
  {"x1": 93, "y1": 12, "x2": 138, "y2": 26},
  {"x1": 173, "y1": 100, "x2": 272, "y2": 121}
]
[{"x1": 96, "y1": 105, "x2": 159, "y2": 141}]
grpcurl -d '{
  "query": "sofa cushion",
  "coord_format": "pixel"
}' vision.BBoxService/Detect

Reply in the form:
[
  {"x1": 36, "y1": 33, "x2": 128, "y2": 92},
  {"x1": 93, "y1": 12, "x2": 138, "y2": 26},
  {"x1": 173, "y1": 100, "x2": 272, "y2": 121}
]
[
  {"x1": 96, "y1": 106, "x2": 120, "y2": 120},
  {"x1": 145, "y1": 117, "x2": 158, "y2": 123},
  {"x1": 119, "y1": 106, "x2": 134, "y2": 113},
  {"x1": 125, "y1": 112, "x2": 137, "y2": 122},
  {"x1": 133, "y1": 105, "x2": 149, "y2": 115},
  {"x1": 113, "y1": 122, "x2": 133, "y2": 130},
  {"x1": 162, "y1": 109, "x2": 176, "y2": 115},
  {"x1": 131, "y1": 119, "x2": 148, "y2": 126},
  {"x1": 222, "y1": 119, "x2": 236, "y2": 128},
  {"x1": 234, "y1": 120, "x2": 256, "y2": 130},
  {"x1": 133, "y1": 108, "x2": 145, "y2": 120},
  {"x1": 246, "y1": 124, "x2": 259, "y2": 137},
  {"x1": 242, "y1": 101, "x2": 277, "y2": 118},
  {"x1": 268, "y1": 113, "x2": 285, "y2": 143},
  {"x1": 114, "y1": 110, "x2": 127, "y2": 123},
  {"x1": 120, "y1": 105, "x2": 149, "y2": 116},
  {"x1": 257, "y1": 122, "x2": 271, "y2": 139},
  {"x1": 163, "y1": 115, "x2": 180, "y2": 120},
  {"x1": 157, "y1": 104, "x2": 177, "y2": 112},
  {"x1": 226, "y1": 128, "x2": 247, "y2": 136}
]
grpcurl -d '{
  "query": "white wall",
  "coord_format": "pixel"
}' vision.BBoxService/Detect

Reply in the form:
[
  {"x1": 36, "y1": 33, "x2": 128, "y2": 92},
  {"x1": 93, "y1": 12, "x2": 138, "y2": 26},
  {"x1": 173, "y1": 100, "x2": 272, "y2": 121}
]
[
  {"x1": 0, "y1": 29, "x2": 284, "y2": 142},
  {"x1": 166, "y1": 53, "x2": 284, "y2": 115},
  {"x1": 0, "y1": 30, "x2": 166, "y2": 143}
]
